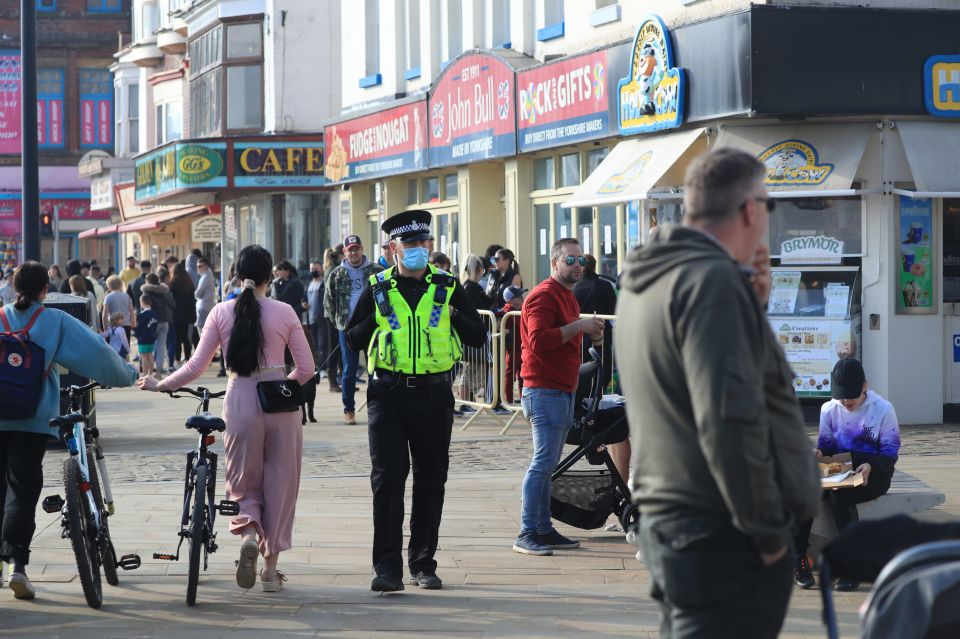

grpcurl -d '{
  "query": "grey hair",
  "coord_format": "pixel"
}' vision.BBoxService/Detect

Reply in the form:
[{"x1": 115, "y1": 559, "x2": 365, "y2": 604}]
[
  {"x1": 551, "y1": 237, "x2": 580, "y2": 260},
  {"x1": 462, "y1": 253, "x2": 485, "y2": 281},
  {"x1": 683, "y1": 148, "x2": 765, "y2": 224}
]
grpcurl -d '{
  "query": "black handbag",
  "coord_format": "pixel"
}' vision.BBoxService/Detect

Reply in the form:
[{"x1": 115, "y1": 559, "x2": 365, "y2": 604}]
[{"x1": 256, "y1": 379, "x2": 304, "y2": 413}]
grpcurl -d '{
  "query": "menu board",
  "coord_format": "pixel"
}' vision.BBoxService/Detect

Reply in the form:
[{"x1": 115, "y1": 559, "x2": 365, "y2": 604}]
[
  {"x1": 768, "y1": 271, "x2": 802, "y2": 315},
  {"x1": 771, "y1": 318, "x2": 855, "y2": 397}
]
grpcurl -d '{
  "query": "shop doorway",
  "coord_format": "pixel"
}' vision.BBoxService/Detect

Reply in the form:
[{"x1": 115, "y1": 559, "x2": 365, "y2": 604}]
[{"x1": 942, "y1": 199, "x2": 960, "y2": 409}]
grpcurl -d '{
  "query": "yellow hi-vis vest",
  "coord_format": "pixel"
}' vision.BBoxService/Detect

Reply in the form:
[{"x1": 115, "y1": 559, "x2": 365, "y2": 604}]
[{"x1": 366, "y1": 264, "x2": 463, "y2": 375}]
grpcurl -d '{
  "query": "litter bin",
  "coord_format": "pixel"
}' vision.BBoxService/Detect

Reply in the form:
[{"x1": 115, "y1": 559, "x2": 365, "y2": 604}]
[{"x1": 43, "y1": 292, "x2": 96, "y2": 426}]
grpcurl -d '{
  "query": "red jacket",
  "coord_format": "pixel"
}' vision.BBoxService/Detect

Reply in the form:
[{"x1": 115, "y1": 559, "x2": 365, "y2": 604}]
[{"x1": 520, "y1": 277, "x2": 582, "y2": 392}]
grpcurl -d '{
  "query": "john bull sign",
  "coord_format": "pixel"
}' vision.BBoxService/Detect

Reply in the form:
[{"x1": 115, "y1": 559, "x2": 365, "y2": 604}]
[{"x1": 618, "y1": 15, "x2": 686, "y2": 135}]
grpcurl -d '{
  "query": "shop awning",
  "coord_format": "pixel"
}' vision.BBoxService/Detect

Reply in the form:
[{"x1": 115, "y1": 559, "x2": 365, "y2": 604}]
[
  {"x1": 895, "y1": 122, "x2": 960, "y2": 198},
  {"x1": 115, "y1": 205, "x2": 208, "y2": 233},
  {"x1": 77, "y1": 223, "x2": 118, "y2": 239},
  {"x1": 561, "y1": 128, "x2": 709, "y2": 208},
  {"x1": 714, "y1": 123, "x2": 875, "y2": 197}
]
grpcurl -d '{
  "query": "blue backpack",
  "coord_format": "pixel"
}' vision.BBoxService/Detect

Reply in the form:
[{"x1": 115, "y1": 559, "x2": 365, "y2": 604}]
[{"x1": 0, "y1": 306, "x2": 48, "y2": 419}]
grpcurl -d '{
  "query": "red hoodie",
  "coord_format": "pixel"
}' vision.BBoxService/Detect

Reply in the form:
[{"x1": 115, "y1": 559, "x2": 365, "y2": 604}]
[{"x1": 519, "y1": 276, "x2": 582, "y2": 392}]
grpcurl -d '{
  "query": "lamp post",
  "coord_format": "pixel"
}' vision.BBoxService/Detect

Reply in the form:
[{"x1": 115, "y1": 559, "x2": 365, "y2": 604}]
[{"x1": 21, "y1": 0, "x2": 40, "y2": 262}]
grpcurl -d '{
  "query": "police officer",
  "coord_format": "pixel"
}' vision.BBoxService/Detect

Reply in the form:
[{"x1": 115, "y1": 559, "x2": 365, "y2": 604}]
[{"x1": 346, "y1": 210, "x2": 485, "y2": 593}]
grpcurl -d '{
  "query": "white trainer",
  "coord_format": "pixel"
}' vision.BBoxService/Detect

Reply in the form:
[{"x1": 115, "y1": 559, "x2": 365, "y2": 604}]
[
  {"x1": 9, "y1": 572, "x2": 36, "y2": 600},
  {"x1": 260, "y1": 570, "x2": 286, "y2": 593}
]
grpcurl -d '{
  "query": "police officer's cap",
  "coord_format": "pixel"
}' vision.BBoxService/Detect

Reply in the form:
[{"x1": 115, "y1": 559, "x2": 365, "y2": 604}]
[{"x1": 382, "y1": 210, "x2": 433, "y2": 242}]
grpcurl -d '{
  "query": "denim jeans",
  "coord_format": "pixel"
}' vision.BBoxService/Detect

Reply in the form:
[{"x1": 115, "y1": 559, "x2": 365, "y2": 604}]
[
  {"x1": 154, "y1": 322, "x2": 169, "y2": 371},
  {"x1": 519, "y1": 387, "x2": 574, "y2": 535},
  {"x1": 339, "y1": 330, "x2": 359, "y2": 413}
]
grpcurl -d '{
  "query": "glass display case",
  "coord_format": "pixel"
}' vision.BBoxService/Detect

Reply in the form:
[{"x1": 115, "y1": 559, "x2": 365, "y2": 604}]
[{"x1": 767, "y1": 266, "x2": 862, "y2": 397}]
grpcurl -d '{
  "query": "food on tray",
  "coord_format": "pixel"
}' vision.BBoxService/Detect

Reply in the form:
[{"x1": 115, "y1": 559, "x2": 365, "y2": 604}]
[{"x1": 827, "y1": 462, "x2": 842, "y2": 475}]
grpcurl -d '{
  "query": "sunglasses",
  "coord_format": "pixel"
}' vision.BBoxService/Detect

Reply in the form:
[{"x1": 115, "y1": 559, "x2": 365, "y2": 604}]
[
  {"x1": 743, "y1": 196, "x2": 776, "y2": 213},
  {"x1": 561, "y1": 256, "x2": 587, "y2": 266}
]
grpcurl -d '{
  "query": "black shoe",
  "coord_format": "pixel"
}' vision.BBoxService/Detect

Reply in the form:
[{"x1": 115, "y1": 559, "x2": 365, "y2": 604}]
[
  {"x1": 794, "y1": 555, "x2": 815, "y2": 589},
  {"x1": 307, "y1": 409, "x2": 317, "y2": 423},
  {"x1": 329, "y1": 384, "x2": 342, "y2": 393},
  {"x1": 834, "y1": 579, "x2": 860, "y2": 592},
  {"x1": 371, "y1": 575, "x2": 405, "y2": 592},
  {"x1": 217, "y1": 369, "x2": 227, "y2": 378},
  {"x1": 408, "y1": 571, "x2": 442, "y2": 590},
  {"x1": 540, "y1": 529, "x2": 581, "y2": 549}
]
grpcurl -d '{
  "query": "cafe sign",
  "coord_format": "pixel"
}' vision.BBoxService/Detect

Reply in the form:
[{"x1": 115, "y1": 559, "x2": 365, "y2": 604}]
[
  {"x1": 780, "y1": 235, "x2": 844, "y2": 265},
  {"x1": 234, "y1": 141, "x2": 325, "y2": 187}
]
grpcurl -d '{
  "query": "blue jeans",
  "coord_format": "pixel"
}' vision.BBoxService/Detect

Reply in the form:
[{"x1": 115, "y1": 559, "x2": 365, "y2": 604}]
[
  {"x1": 519, "y1": 387, "x2": 574, "y2": 535},
  {"x1": 339, "y1": 330, "x2": 359, "y2": 413}
]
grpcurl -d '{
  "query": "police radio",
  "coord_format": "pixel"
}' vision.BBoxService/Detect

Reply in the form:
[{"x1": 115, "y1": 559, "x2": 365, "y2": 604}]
[{"x1": 373, "y1": 284, "x2": 393, "y2": 317}]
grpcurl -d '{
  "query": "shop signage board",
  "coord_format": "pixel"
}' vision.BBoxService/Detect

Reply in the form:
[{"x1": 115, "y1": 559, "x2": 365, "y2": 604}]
[
  {"x1": 234, "y1": 141, "x2": 325, "y2": 188},
  {"x1": 191, "y1": 216, "x2": 222, "y2": 242},
  {"x1": 780, "y1": 235, "x2": 844, "y2": 265},
  {"x1": 324, "y1": 102, "x2": 426, "y2": 183},
  {"x1": 90, "y1": 168, "x2": 133, "y2": 211},
  {"x1": 135, "y1": 142, "x2": 228, "y2": 201},
  {"x1": 924, "y1": 54, "x2": 960, "y2": 118},
  {"x1": 0, "y1": 194, "x2": 109, "y2": 237},
  {"x1": 0, "y1": 52, "x2": 21, "y2": 154},
  {"x1": 769, "y1": 318, "x2": 856, "y2": 397},
  {"x1": 428, "y1": 53, "x2": 517, "y2": 167},
  {"x1": 617, "y1": 15, "x2": 686, "y2": 135},
  {"x1": 897, "y1": 196, "x2": 937, "y2": 314},
  {"x1": 759, "y1": 139, "x2": 834, "y2": 186},
  {"x1": 517, "y1": 49, "x2": 619, "y2": 152}
]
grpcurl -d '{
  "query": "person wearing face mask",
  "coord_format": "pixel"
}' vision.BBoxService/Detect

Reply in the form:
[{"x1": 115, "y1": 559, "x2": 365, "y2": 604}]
[
  {"x1": 302, "y1": 261, "x2": 326, "y2": 367},
  {"x1": 378, "y1": 241, "x2": 395, "y2": 270},
  {"x1": 345, "y1": 210, "x2": 486, "y2": 593},
  {"x1": 324, "y1": 235, "x2": 382, "y2": 424}
]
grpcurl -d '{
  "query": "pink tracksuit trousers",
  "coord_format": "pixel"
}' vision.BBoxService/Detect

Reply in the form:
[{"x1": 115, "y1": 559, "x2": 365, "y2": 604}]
[{"x1": 159, "y1": 296, "x2": 314, "y2": 558}]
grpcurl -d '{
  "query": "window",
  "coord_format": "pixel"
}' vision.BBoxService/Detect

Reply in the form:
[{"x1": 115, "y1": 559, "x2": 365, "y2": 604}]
[
  {"x1": 443, "y1": 174, "x2": 458, "y2": 200},
  {"x1": 155, "y1": 100, "x2": 182, "y2": 145},
  {"x1": 422, "y1": 177, "x2": 439, "y2": 203},
  {"x1": 87, "y1": 0, "x2": 122, "y2": 12},
  {"x1": 79, "y1": 68, "x2": 113, "y2": 148},
  {"x1": 37, "y1": 0, "x2": 56, "y2": 11},
  {"x1": 560, "y1": 153, "x2": 580, "y2": 187},
  {"x1": 442, "y1": 0, "x2": 462, "y2": 62},
  {"x1": 767, "y1": 197, "x2": 863, "y2": 258},
  {"x1": 365, "y1": 0, "x2": 380, "y2": 76},
  {"x1": 533, "y1": 156, "x2": 554, "y2": 190},
  {"x1": 537, "y1": 0, "x2": 564, "y2": 41},
  {"x1": 490, "y1": 0, "x2": 511, "y2": 47},
  {"x1": 37, "y1": 68, "x2": 64, "y2": 149},
  {"x1": 595, "y1": 0, "x2": 616, "y2": 7},
  {"x1": 188, "y1": 20, "x2": 263, "y2": 136},
  {"x1": 586, "y1": 147, "x2": 608, "y2": 175},
  {"x1": 407, "y1": 179, "x2": 418, "y2": 205},
  {"x1": 128, "y1": 83, "x2": 139, "y2": 154},
  {"x1": 403, "y1": 0, "x2": 420, "y2": 73},
  {"x1": 135, "y1": 2, "x2": 159, "y2": 42}
]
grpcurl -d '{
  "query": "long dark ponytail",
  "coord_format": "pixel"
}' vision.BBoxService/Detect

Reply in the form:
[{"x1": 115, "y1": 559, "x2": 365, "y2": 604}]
[
  {"x1": 226, "y1": 245, "x2": 272, "y2": 376},
  {"x1": 13, "y1": 261, "x2": 49, "y2": 311}
]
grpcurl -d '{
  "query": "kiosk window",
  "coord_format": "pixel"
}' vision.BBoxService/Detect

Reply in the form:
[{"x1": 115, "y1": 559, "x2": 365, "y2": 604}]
[{"x1": 767, "y1": 197, "x2": 862, "y2": 258}]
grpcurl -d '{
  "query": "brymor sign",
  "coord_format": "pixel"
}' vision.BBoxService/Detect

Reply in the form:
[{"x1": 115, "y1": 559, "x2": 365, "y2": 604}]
[{"x1": 780, "y1": 235, "x2": 844, "y2": 265}]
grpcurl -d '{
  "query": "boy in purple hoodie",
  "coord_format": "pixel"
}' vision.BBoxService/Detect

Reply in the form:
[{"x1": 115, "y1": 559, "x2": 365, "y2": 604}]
[{"x1": 794, "y1": 358, "x2": 901, "y2": 592}]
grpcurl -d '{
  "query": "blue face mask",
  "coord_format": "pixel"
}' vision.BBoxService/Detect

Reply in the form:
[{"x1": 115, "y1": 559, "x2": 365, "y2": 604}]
[{"x1": 400, "y1": 246, "x2": 429, "y2": 271}]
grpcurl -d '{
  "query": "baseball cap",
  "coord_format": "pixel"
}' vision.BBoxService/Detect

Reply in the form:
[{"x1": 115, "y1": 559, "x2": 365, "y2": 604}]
[
  {"x1": 503, "y1": 286, "x2": 527, "y2": 302},
  {"x1": 831, "y1": 358, "x2": 865, "y2": 400},
  {"x1": 344, "y1": 234, "x2": 362, "y2": 249}
]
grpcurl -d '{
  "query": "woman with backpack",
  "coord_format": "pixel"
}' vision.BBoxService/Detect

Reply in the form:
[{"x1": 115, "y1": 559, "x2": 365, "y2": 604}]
[
  {"x1": 137, "y1": 245, "x2": 314, "y2": 593},
  {"x1": 0, "y1": 261, "x2": 138, "y2": 600}
]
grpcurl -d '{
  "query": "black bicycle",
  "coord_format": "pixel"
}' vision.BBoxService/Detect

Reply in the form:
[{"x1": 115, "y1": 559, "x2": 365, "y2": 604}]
[
  {"x1": 153, "y1": 386, "x2": 238, "y2": 606},
  {"x1": 43, "y1": 382, "x2": 141, "y2": 609}
]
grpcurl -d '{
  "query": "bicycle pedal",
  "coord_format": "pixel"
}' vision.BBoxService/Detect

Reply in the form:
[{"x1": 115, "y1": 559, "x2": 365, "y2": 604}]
[
  {"x1": 42, "y1": 494, "x2": 65, "y2": 513},
  {"x1": 153, "y1": 553, "x2": 177, "y2": 561},
  {"x1": 217, "y1": 500, "x2": 240, "y2": 516},
  {"x1": 118, "y1": 554, "x2": 141, "y2": 570}
]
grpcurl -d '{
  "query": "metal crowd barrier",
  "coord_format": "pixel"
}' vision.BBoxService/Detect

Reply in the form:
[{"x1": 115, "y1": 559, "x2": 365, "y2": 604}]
[{"x1": 453, "y1": 310, "x2": 505, "y2": 430}]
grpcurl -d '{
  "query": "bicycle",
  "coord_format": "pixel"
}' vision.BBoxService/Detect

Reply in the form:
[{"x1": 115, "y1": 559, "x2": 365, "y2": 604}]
[
  {"x1": 42, "y1": 382, "x2": 141, "y2": 609},
  {"x1": 152, "y1": 386, "x2": 238, "y2": 606}
]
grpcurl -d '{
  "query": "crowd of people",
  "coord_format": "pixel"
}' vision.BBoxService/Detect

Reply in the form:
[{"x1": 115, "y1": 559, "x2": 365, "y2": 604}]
[{"x1": 1, "y1": 149, "x2": 905, "y2": 636}]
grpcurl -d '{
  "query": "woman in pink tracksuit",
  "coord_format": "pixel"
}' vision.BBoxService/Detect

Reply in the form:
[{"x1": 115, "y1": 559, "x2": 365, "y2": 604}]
[{"x1": 138, "y1": 245, "x2": 314, "y2": 593}]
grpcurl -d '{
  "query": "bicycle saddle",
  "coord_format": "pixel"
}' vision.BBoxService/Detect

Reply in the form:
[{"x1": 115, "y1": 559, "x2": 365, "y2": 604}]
[
  {"x1": 185, "y1": 413, "x2": 226, "y2": 433},
  {"x1": 49, "y1": 414, "x2": 85, "y2": 430}
]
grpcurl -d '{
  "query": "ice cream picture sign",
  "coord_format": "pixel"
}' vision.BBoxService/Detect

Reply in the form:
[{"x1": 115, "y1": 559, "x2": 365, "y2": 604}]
[{"x1": 897, "y1": 197, "x2": 936, "y2": 314}]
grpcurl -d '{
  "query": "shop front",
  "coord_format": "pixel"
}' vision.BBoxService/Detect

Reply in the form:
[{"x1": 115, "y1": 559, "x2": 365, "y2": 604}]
[
  {"x1": 76, "y1": 151, "x2": 135, "y2": 270},
  {"x1": 133, "y1": 135, "x2": 330, "y2": 278}
]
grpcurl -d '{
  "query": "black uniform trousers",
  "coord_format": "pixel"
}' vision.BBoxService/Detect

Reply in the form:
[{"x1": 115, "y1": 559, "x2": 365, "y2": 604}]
[
  {"x1": 0, "y1": 432, "x2": 48, "y2": 566},
  {"x1": 367, "y1": 376, "x2": 454, "y2": 579}
]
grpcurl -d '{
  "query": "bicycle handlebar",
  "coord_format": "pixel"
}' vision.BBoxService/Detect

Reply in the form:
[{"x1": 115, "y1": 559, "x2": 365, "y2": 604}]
[
  {"x1": 59, "y1": 381, "x2": 107, "y2": 396},
  {"x1": 166, "y1": 387, "x2": 226, "y2": 400}
]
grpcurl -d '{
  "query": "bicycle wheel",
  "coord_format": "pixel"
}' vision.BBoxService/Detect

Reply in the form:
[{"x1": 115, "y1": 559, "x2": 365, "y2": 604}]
[
  {"x1": 87, "y1": 449, "x2": 118, "y2": 586},
  {"x1": 186, "y1": 463, "x2": 207, "y2": 606},
  {"x1": 63, "y1": 457, "x2": 103, "y2": 609}
]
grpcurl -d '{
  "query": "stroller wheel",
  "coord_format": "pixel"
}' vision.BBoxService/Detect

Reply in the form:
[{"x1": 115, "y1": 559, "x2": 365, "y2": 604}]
[{"x1": 619, "y1": 503, "x2": 640, "y2": 542}]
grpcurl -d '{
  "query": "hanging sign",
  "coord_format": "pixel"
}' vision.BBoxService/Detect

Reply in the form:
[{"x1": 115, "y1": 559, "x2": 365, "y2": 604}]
[
  {"x1": 428, "y1": 53, "x2": 517, "y2": 167},
  {"x1": 617, "y1": 15, "x2": 685, "y2": 134},
  {"x1": 0, "y1": 52, "x2": 21, "y2": 154},
  {"x1": 324, "y1": 102, "x2": 426, "y2": 183},
  {"x1": 191, "y1": 216, "x2": 222, "y2": 242},
  {"x1": 517, "y1": 49, "x2": 614, "y2": 152}
]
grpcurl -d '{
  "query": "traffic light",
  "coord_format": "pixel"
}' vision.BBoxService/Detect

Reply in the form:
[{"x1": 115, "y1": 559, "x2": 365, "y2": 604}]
[{"x1": 41, "y1": 212, "x2": 53, "y2": 236}]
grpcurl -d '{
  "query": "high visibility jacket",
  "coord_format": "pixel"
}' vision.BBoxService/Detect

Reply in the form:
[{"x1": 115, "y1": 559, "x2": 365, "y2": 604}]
[{"x1": 366, "y1": 265, "x2": 462, "y2": 375}]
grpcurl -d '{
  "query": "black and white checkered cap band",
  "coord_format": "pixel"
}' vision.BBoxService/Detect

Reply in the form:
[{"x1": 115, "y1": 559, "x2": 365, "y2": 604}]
[{"x1": 391, "y1": 222, "x2": 431, "y2": 236}]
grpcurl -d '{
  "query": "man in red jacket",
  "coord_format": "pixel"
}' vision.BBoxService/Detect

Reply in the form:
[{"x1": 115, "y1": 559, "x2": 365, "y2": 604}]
[{"x1": 512, "y1": 238, "x2": 604, "y2": 556}]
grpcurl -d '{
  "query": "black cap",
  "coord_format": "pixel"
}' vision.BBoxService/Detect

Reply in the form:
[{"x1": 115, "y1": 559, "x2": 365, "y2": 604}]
[
  {"x1": 344, "y1": 234, "x2": 362, "y2": 248},
  {"x1": 831, "y1": 358, "x2": 865, "y2": 400},
  {"x1": 382, "y1": 210, "x2": 433, "y2": 242}
]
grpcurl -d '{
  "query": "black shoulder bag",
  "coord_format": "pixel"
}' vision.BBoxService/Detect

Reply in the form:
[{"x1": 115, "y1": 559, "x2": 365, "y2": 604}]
[{"x1": 256, "y1": 377, "x2": 304, "y2": 413}]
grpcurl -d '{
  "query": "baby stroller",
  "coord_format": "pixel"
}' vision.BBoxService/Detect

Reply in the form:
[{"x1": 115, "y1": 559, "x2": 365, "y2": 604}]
[
  {"x1": 819, "y1": 514, "x2": 960, "y2": 638},
  {"x1": 549, "y1": 347, "x2": 639, "y2": 533}
]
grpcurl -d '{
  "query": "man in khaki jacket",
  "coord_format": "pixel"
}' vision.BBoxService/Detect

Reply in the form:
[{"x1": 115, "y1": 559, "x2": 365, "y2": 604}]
[{"x1": 615, "y1": 148, "x2": 820, "y2": 639}]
